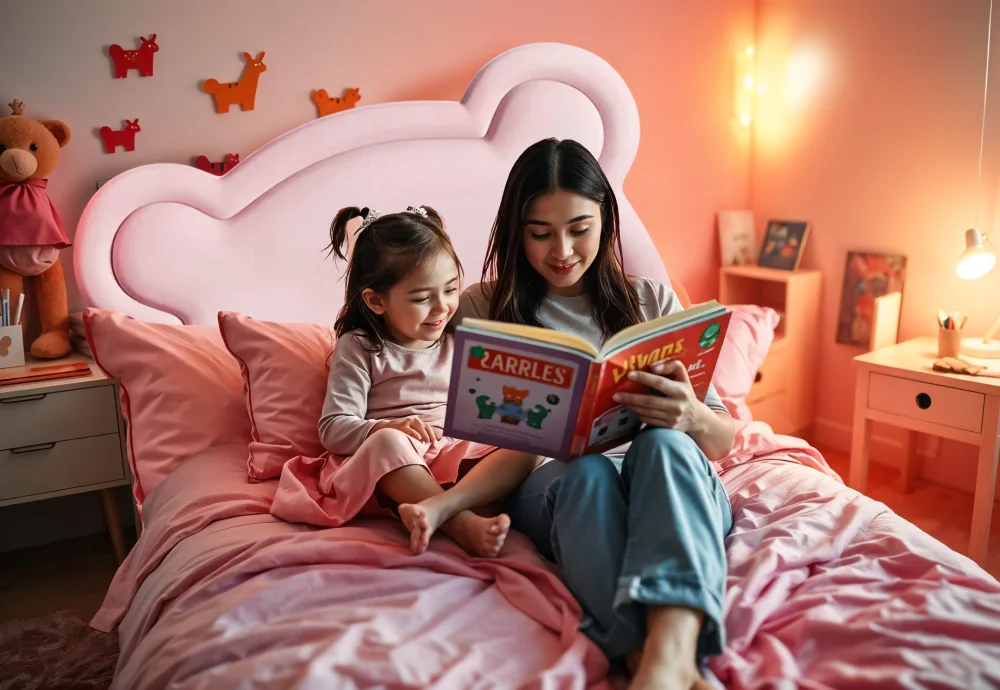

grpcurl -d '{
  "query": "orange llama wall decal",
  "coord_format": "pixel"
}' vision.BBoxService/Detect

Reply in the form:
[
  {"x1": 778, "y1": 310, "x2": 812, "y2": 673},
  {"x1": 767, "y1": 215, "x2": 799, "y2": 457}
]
[
  {"x1": 203, "y1": 52, "x2": 267, "y2": 113},
  {"x1": 311, "y1": 87, "x2": 361, "y2": 118}
]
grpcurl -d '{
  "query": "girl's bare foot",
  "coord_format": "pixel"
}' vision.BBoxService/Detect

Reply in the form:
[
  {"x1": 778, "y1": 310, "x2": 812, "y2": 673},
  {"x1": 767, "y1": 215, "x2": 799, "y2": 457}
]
[
  {"x1": 443, "y1": 511, "x2": 511, "y2": 557},
  {"x1": 398, "y1": 503, "x2": 435, "y2": 554},
  {"x1": 398, "y1": 499, "x2": 511, "y2": 557}
]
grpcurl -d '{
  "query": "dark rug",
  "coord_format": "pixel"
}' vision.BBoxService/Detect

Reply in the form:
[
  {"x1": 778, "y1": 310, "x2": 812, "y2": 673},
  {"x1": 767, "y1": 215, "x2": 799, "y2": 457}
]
[{"x1": 0, "y1": 610, "x2": 118, "y2": 690}]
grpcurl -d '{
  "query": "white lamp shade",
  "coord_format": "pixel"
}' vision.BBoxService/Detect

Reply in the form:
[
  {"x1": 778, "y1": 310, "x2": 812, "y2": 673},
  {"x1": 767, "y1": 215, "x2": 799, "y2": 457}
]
[{"x1": 956, "y1": 228, "x2": 997, "y2": 279}]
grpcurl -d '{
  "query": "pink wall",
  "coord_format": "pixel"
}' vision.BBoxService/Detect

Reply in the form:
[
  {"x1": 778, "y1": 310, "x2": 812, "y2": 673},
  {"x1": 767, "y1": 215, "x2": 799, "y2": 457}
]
[
  {"x1": 0, "y1": 0, "x2": 754, "y2": 551},
  {"x1": 753, "y1": 0, "x2": 1000, "y2": 494},
  {"x1": 0, "y1": 0, "x2": 754, "y2": 314}
]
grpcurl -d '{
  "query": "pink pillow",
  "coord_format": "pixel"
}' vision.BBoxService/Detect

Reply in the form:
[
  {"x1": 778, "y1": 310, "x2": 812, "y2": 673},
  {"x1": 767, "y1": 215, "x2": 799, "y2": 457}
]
[
  {"x1": 83, "y1": 309, "x2": 251, "y2": 513},
  {"x1": 217, "y1": 312, "x2": 335, "y2": 481},
  {"x1": 712, "y1": 305, "x2": 781, "y2": 420}
]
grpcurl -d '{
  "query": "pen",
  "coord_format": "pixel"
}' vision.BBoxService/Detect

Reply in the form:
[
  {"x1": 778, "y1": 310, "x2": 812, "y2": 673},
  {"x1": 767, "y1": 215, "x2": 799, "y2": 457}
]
[{"x1": 12, "y1": 293, "x2": 24, "y2": 327}]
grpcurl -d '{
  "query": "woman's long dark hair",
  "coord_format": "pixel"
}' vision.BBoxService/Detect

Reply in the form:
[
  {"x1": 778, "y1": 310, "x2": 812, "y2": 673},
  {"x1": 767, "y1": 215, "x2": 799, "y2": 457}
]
[
  {"x1": 327, "y1": 205, "x2": 461, "y2": 352},
  {"x1": 482, "y1": 138, "x2": 642, "y2": 339}
]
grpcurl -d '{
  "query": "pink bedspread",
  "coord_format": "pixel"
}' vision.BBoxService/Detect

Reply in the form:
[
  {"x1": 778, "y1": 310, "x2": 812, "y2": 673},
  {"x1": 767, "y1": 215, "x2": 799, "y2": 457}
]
[
  {"x1": 92, "y1": 423, "x2": 1000, "y2": 689},
  {"x1": 93, "y1": 445, "x2": 609, "y2": 689}
]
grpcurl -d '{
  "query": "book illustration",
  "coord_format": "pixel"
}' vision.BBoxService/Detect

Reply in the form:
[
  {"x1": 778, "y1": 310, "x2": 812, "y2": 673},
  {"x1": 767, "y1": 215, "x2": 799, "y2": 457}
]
[
  {"x1": 718, "y1": 210, "x2": 756, "y2": 266},
  {"x1": 589, "y1": 406, "x2": 638, "y2": 447},
  {"x1": 757, "y1": 220, "x2": 810, "y2": 270},
  {"x1": 468, "y1": 386, "x2": 554, "y2": 429},
  {"x1": 836, "y1": 251, "x2": 907, "y2": 346}
]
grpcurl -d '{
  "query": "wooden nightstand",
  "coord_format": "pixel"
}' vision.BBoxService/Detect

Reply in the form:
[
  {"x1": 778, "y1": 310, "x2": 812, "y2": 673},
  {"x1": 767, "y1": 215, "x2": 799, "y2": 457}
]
[
  {"x1": 0, "y1": 353, "x2": 131, "y2": 563},
  {"x1": 850, "y1": 337, "x2": 1000, "y2": 563},
  {"x1": 719, "y1": 265, "x2": 823, "y2": 437}
]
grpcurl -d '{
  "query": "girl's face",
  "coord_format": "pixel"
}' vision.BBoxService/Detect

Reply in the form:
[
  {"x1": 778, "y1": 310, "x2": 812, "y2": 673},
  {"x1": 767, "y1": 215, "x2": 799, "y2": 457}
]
[
  {"x1": 363, "y1": 249, "x2": 460, "y2": 349},
  {"x1": 522, "y1": 189, "x2": 602, "y2": 297}
]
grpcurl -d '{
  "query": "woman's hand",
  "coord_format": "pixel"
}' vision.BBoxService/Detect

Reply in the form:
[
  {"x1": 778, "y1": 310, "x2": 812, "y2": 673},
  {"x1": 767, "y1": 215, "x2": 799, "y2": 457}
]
[
  {"x1": 612, "y1": 360, "x2": 735, "y2": 461},
  {"x1": 372, "y1": 417, "x2": 442, "y2": 444}
]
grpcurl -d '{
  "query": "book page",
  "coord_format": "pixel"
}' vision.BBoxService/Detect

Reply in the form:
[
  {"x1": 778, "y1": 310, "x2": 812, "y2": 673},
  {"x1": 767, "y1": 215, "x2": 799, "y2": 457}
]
[
  {"x1": 582, "y1": 310, "x2": 732, "y2": 454},
  {"x1": 459, "y1": 319, "x2": 599, "y2": 358},
  {"x1": 598, "y1": 301, "x2": 725, "y2": 359},
  {"x1": 444, "y1": 329, "x2": 592, "y2": 458}
]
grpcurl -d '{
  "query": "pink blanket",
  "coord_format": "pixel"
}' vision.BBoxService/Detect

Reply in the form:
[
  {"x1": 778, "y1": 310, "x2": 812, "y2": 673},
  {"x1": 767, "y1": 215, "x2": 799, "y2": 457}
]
[
  {"x1": 93, "y1": 445, "x2": 610, "y2": 689},
  {"x1": 93, "y1": 424, "x2": 1000, "y2": 689}
]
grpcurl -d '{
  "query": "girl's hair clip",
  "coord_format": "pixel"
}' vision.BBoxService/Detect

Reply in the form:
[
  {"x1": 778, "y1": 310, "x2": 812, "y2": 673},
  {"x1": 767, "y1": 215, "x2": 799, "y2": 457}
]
[
  {"x1": 406, "y1": 205, "x2": 428, "y2": 217},
  {"x1": 355, "y1": 207, "x2": 381, "y2": 235}
]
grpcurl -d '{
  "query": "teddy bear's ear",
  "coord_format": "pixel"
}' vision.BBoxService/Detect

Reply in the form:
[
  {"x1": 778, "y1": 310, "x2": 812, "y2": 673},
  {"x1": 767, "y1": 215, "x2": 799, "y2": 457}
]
[{"x1": 42, "y1": 120, "x2": 71, "y2": 148}]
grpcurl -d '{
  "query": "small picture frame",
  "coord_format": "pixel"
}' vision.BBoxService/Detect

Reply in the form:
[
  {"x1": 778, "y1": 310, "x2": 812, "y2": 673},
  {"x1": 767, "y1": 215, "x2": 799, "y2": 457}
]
[
  {"x1": 757, "y1": 220, "x2": 810, "y2": 270},
  {"x1": 835, "y1": 251, "x2": 907, "y2": 347},
  {"x1": 717, "y1": 210, "x2": 756, "y2": 266}
]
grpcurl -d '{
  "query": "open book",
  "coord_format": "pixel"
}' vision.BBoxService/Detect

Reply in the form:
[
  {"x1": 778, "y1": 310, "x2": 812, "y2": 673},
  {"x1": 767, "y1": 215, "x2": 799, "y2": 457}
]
[{"x1": 443, "y1": 301, "x2": 732, "y2": 460}]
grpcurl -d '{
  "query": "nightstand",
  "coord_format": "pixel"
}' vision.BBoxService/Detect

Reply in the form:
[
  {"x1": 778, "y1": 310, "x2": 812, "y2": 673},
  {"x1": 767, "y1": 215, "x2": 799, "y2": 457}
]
[
  {"x1": 719, "y1": 265, "x2": 823, "y2": 437},
  {"x1": 0, "y1": 353, "x2": 131, "y2": 563},
  {"x1": 850, "y1": 337, "x2": 1000, "y2": 563}
]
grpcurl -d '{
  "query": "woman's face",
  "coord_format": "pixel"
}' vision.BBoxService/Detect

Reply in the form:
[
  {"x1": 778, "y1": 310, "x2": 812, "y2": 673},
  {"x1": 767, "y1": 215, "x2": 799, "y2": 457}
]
[{"x1": 521, "y1": 189, "x2": 602, "y2": 297}]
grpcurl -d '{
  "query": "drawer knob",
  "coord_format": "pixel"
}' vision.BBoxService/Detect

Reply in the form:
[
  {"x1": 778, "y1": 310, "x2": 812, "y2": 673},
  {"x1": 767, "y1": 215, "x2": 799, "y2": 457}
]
[
  {"x1": 754, "y1": 371, "x2": 763, "y2": 383},
  {"x1": 915, "y1": 392, "x2": 932, "y2": 410}
]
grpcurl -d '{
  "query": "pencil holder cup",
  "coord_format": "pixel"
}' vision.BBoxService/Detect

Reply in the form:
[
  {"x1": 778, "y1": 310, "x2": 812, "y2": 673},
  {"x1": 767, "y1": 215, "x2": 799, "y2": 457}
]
[
  {"x1": 938, "y1": 326, "x2": 962, "y2": 359},
  {"x1": 0, "y1": 325, "x2": 26, "y2": 369}
]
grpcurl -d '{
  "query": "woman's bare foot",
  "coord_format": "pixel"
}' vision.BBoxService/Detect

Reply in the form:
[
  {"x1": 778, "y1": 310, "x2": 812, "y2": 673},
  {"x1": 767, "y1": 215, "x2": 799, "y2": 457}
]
[
  {"x1": 628, "y1": 654, "x2": 711, "y2": 690},
  {"x1": 443, "y1": 511, "x2": 511, "y2": 557}
]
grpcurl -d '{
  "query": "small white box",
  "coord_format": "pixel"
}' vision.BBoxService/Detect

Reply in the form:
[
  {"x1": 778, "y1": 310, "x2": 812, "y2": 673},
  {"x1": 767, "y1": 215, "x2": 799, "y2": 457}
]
[{"x1": 0, "y1": 325, "x2": 26, "y2": 369}]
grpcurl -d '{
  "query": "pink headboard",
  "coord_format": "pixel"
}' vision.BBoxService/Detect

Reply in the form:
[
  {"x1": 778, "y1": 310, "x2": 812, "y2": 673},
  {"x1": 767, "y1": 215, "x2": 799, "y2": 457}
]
[{"x1": 74, "y1": 42, "x2": 668, "y2": 325}]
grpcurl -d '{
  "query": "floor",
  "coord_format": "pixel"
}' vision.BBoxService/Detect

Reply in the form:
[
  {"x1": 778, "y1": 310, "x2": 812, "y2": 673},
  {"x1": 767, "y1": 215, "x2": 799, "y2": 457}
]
[{"x1": 0, "y1": 446, "x2": 997, "y2": 627}]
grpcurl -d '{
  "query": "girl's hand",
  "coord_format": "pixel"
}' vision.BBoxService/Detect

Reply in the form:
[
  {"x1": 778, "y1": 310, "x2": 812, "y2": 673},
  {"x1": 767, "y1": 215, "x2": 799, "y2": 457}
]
[
  {"x1": 373, "y1": 417, "x2": 442, "y2": 444},
  {"x1": 612, "y1": 359, "x2": 707, "y2": 433}
]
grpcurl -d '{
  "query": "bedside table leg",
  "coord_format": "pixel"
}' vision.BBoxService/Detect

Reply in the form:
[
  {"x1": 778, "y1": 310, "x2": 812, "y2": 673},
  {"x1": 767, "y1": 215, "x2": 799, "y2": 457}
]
[
  {"x1": 970, "y1": 397, "x2": 1000, "y2": 564},
  {"x1": 99, "y1": 488, "x2": 127, "y2": 564},
  {"x1": 898, "y1": 430, "x2": 919, "y2": 494},
  {"x1": 849, "y1": 374, "x2": 872, "y2": 493}
]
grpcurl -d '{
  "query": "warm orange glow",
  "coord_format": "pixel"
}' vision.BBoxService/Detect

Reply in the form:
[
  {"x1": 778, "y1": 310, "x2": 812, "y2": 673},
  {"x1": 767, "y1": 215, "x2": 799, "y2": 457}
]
[{"x1": 735, "y1": 45, "x2": 759, "y2": 127}]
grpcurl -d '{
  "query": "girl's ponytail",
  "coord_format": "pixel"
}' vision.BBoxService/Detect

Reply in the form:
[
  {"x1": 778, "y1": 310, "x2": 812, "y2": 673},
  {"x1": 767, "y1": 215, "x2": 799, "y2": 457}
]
[
  {"x1": 420, "y1": 205, "x2": 444, "y2": 231},
  {"x1": 327, "y1": 206, "x2": 365, "y2": 260}
]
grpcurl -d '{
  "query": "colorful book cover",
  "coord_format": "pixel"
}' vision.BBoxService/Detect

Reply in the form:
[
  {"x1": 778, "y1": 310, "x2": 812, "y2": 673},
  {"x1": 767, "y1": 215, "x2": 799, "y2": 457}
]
[{"x1": 443, "y1": 302, "x2": 731, "y2": 460}]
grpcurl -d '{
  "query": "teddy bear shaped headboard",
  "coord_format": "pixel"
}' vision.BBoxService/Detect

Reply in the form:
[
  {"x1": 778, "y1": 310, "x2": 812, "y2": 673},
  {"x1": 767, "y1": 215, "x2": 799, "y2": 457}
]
[{"x1": 73, "y1": 42, "x2": 669, "y2": 325}]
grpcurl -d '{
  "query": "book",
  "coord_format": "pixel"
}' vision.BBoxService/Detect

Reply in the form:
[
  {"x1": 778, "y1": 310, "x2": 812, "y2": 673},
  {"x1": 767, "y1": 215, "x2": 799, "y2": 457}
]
[
  {"x1": 443, "y1": 301, "x2": 732, "y2": 460},
  {"x1": 757, "y1": 220, "x2": 810, "y2": 270},
  {"x1": 717, "y1": 210, "x2": 756, "y2": 266},
  {"x1": 0, "y1": 360, "x2": 93, "y2": 387}
]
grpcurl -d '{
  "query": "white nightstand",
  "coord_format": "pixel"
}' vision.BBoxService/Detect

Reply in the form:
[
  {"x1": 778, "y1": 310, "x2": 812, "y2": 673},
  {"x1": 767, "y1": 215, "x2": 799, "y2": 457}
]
[
  {"x1": 719, "y1": 265, "x2": 823, "y2": 437},
  {"x1": 850, "y1": 337, "x2": 1000, "y2": 564},
  {"x1": 0, "y1": 353, "x2": 131, "y2": 563}
]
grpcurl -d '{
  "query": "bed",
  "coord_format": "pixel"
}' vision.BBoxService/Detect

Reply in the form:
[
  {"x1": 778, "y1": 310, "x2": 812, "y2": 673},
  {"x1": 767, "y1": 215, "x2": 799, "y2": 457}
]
[{"x1": 76, "y1": 43, "x2": 1000, "y2": 689}]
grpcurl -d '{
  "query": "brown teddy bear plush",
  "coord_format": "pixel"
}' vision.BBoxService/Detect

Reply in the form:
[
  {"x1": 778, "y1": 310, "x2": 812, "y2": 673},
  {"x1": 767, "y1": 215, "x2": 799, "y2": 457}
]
[{"x1": 0, "y1": 99, "x2": 72, "y2": 359}]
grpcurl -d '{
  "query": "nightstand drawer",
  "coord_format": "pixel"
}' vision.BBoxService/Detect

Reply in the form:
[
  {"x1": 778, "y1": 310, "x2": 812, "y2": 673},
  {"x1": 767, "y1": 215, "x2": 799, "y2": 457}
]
[
  {"x1": 868, "y1": 373, "x2": 985, "y2": 433},
  {"x1": 0, "y1": 386, "x2": 119, "y2": 451},
  {"x1": 0, "y1": 433, "x2": 125, "y2": 501}
]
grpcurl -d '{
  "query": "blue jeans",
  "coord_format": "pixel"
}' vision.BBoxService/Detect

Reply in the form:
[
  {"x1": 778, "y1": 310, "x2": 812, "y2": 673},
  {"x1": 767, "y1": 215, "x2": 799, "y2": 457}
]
[{"x1": 502, "y1": 428, "x2": 733, "y2": 660}]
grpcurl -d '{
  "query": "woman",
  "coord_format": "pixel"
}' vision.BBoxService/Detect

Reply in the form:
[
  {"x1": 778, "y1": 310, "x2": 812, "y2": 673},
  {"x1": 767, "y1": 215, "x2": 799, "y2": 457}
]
[{"x1": 453, "y1": 139, "x2": 734, "y2": 690}]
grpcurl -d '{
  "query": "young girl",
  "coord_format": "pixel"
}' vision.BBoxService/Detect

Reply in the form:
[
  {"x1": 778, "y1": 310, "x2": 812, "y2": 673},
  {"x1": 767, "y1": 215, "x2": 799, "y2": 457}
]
[
  {"x1": 453, "y1": 140, "x2": 734, "y2": 690},
  {"x1": 319, "y1": 205, "x2": 539, "y2": 558}
]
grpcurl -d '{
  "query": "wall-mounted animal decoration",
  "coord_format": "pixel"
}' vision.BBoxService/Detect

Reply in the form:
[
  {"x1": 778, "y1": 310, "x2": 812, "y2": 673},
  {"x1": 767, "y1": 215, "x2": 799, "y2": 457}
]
[
  {"x1": 203, "y1": 52, "x2": 267, "y2": 113},
  {"x1": 108, "y1": 34, "x2": 159, "y2": 78},
  {"x1": 99, "y1": 119, "x2": 141, "y2": 154},
  {"x1": 195, "y1": 153, "x2": 240, "y2": 176},
  {"x1": 312, "y1": 87, "x2": 361, "y2": 118}
]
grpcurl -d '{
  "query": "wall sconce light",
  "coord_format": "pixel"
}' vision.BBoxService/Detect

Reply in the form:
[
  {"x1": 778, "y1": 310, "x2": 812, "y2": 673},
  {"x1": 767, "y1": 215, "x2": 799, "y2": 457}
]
[{"x1": 735, "y1": 45, "x2": 765, "y2": 127}]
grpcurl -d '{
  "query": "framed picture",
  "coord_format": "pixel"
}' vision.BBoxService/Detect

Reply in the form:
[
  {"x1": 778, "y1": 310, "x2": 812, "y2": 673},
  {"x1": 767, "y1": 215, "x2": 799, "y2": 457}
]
[
  {"x1": 757, "y1": 220, "x2": 810, "y2": 270},
  {"x1": 836, "y1": 251, "x2": 907, "y2": 347},
  {"x1": 717, "y1": 210, "x2": 756, "y2": 266}
]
